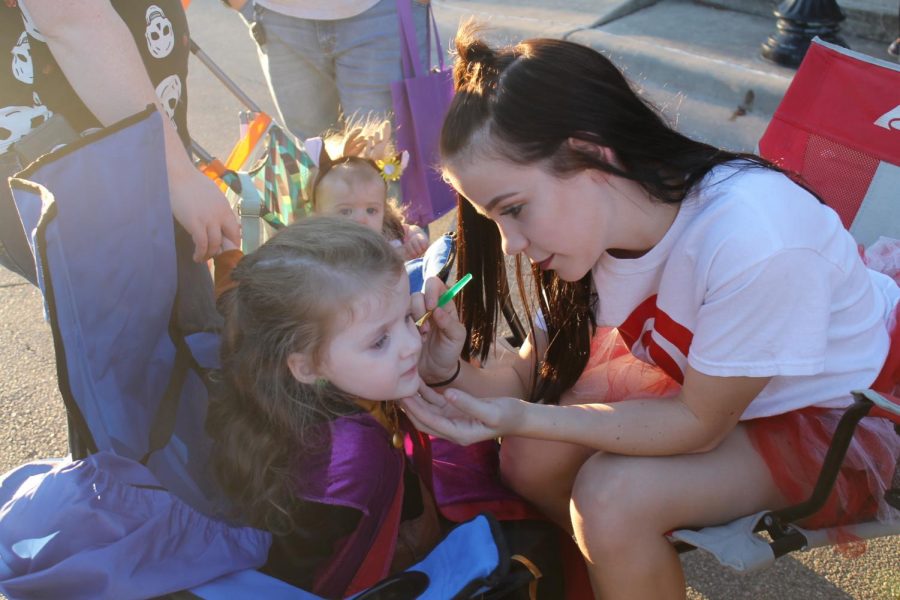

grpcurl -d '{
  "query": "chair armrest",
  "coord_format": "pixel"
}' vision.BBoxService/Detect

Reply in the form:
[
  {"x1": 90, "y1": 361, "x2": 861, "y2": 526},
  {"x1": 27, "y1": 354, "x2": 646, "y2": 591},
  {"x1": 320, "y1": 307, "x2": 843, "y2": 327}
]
[{"x1": 852, "y1": 389, "x2": 900, "y2": 423}]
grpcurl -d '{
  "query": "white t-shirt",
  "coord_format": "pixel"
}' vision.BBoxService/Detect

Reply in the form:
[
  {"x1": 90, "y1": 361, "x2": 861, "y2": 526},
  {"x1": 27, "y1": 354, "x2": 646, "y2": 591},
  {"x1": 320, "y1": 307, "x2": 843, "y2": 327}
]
[
  {"x1": 591, "y1": 163, "x2": 900, "y2": 419},
  {"x1": 255, "y1": 0, "x2": 380, "y2": 20}
]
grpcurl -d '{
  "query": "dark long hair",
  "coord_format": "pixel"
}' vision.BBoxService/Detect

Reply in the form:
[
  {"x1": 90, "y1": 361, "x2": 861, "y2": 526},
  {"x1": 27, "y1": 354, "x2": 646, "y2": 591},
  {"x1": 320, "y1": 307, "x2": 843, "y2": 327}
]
[
  {"x1": 442, "y1": 22, "x2": 781, "y2": 404},
  {"x1": 206, "y1": 217, "x2": 403, "y2": 533}
]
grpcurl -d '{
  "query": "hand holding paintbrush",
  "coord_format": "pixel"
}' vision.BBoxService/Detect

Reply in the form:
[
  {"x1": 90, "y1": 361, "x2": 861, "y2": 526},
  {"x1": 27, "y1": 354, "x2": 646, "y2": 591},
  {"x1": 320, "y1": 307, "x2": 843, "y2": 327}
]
[{"x1": 415, "y1": 273, "x2": 473, "y2": 328}]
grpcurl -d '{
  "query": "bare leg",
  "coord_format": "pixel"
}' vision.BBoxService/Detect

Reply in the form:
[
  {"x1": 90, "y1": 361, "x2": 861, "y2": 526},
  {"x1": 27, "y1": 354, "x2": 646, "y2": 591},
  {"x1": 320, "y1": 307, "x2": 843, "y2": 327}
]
[
  {"x1": 499, "y1": 384, "x2": 600, "y2": 529},
  {"x1": 570, "y1": 424, "x2": 787, "y2": 600},
  {"x1": 502, "y1": 327, "x2": 681, "y2": 529},
  {"x1": 500, "y1": 435, "x2": 596, "y2": 530}
]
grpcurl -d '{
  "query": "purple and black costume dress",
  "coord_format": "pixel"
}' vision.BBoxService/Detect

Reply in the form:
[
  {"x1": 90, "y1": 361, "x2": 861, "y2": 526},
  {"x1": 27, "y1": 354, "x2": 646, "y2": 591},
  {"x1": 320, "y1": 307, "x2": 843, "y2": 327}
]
[{"x1": 263, "y1": 410, "x2": 536, "y2": 598}]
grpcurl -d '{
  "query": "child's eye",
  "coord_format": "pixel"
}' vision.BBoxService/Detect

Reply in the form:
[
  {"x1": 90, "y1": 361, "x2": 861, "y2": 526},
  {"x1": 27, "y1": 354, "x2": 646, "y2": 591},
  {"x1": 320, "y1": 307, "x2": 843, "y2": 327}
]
[
  {"x1": 339, "y1": 208, "x2": 353, "y2": 216},
  {"x1": 500, "y1": 204, "x2": 523, "y2": 218},
  {"x1": 372, "y1": 334, "x2": 388, "y2": 350},
  {"x1": 367, "y1": 207, "x2": 380, "y2": 215}
]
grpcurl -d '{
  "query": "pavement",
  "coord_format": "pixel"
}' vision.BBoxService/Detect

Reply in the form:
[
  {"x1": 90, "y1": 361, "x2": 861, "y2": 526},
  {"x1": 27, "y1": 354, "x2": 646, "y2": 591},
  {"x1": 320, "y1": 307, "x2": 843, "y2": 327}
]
[
  {"x1": 1, "y1": 1, "x2": 898, "y2": 599},
  {"x1": 430, "y1": 0, "x2": 895, "y2": 152}
]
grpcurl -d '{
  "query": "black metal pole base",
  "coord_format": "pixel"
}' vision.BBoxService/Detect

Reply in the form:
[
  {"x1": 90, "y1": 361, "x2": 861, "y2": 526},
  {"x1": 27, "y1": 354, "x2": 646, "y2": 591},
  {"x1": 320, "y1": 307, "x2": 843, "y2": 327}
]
[{"x1": 760, "y1": 0, "x2": 848, "y2": 68}]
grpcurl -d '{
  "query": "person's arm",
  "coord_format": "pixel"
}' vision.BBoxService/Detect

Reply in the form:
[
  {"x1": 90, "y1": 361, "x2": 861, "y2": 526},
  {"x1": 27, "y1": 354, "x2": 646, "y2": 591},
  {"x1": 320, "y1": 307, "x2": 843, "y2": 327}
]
[
  {"x1": 22, "y1": 0, "x2": 240, "y2": 262},
  {"x1": 430, "y1": 335, "x2": 534, "y2": 399},
  {"x1": 516, "y1": 367, "x2": 768, "y2": 455},
  {"x1": 403, "y1": 365, "x2": 770, "y2": 455},
  {"x1": 407, "y1": 271, "x2": 764, "y2": 455}
]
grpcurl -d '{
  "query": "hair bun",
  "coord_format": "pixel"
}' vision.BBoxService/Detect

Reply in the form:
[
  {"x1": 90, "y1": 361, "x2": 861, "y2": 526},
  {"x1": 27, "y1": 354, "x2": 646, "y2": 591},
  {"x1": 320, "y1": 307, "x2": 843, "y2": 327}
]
[
  {"x1": 452, "y1": 20, "x2": 499, "y2": 92},
  {"x1": 458, "y1": 36, "x2": 494, "y2": 65}
]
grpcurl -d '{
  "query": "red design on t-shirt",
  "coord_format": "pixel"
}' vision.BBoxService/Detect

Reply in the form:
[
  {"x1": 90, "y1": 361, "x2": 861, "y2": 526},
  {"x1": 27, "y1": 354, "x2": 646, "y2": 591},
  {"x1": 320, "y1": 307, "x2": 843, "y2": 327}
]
[
  {"x1": 647, "y1": 337, "x2": 684, "y2": 384},
  {"x1": 618, "y1": 296, "x2": 694, "y2": 384},
  {"x1": 618, "y1": 294, "x2": 658, "y2": 349},
  {"x1": 654, "y1": 308, "x2": 693, "y2": 358}
]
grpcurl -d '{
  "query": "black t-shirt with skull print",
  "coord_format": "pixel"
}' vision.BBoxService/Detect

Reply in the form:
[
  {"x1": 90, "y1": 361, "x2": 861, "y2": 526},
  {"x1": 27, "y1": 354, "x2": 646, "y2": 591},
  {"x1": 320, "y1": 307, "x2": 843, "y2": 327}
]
[{"x1": 0, "y1": 0, "x2": 190, "y2": 156}]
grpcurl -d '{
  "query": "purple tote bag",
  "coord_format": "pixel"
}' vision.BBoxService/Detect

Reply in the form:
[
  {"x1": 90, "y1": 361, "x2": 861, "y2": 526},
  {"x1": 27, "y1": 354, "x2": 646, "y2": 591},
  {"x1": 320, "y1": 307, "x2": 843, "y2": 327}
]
[{"x1": 391, "y1": 0, "x2": 456, "y2": 227}]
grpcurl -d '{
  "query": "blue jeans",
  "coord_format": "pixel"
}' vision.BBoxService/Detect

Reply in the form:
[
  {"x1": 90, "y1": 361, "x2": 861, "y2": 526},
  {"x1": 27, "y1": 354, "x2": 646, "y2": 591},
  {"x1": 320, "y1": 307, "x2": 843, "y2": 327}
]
[
  {"x1": 249, "y1": 0, "x2": 430, "y2": 140},
  {"x1": 0, "y1": 151, "x2": 37, "y2": 284}
]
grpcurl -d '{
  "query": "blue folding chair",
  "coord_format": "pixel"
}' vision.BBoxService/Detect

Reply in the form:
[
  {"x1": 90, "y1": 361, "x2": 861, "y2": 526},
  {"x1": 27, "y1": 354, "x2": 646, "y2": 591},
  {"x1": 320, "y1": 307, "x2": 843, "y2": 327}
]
[{"x1": 0, "y1": 108, "x2": 521, "y2": 599}]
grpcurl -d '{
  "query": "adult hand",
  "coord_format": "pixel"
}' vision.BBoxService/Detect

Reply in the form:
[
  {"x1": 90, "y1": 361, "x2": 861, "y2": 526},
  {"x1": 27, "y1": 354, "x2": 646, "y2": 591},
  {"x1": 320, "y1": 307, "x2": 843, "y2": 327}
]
[
  {"x1": 169, "y1": 167, "x2": 241, "y2": 262},
  {"x1": 400, "y1": 384, "x2": 525, "y2": 446},
  {"x1": 412, "y1": 276, "x2": 466, "y2": 383}
]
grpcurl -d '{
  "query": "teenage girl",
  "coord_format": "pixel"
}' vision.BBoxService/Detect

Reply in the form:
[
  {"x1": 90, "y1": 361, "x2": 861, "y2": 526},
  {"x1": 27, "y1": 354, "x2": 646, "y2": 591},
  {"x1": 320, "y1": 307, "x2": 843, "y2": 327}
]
[{"x1": 403, "y1": 24, "x2": 900, "y2": 599}]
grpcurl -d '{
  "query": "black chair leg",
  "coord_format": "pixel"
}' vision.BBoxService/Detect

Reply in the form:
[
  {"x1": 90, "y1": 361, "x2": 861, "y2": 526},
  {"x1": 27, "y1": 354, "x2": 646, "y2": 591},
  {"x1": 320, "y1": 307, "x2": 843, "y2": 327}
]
[{"x1": 66, "y1": 407, "x2": 96, "y2": 460}]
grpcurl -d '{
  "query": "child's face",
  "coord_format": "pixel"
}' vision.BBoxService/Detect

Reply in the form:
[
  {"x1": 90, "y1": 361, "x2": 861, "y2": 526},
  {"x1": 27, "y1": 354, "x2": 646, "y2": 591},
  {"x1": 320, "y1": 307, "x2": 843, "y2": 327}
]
[
  {"x1": 315, "y1": 168, "x2": 387, "y2": 235},
  {"x1": 318, "y1": 271, "x2": 422, "y2": 401}
]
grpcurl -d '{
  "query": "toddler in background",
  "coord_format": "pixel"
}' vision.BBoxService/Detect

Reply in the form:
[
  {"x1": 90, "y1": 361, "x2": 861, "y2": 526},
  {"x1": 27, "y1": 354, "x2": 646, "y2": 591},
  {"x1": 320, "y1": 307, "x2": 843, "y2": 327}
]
[
  {"x1": 309, "y1": 118, "x2": 429, "y2": 261},
  {"x1": 214, "y1": 119, "x2": 430, "y2": 297}
]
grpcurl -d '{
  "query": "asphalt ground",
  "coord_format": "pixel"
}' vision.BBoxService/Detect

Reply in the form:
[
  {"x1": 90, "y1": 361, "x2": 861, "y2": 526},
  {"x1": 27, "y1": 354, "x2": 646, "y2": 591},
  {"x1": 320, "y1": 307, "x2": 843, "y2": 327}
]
[{"x1": 1, "y1": 1, "x2": 898, "y2": 598}]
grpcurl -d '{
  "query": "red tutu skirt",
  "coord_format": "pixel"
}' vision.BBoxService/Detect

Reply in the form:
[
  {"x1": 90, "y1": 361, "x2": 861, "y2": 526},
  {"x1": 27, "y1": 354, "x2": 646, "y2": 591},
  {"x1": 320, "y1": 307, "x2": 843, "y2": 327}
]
[
  {"x1": 570, "y1": 309, "x2": 900, "y2": 546},
  {"x1": 744, "y1": 405, "x2": 898, "y2": 532},
  {"x1": 567, "y1": 327, "x2": 680, "y2": 404},
  {"x1": 746, "y1": 300, "x2": 900, "y2": 543}
]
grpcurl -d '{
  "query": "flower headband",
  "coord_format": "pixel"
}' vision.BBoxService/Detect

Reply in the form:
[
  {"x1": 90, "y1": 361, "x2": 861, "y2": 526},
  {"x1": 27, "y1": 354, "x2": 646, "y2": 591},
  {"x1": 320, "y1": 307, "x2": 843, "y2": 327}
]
[{"x1": 305, "y1": 122, "x2": 409, "y2": 195}]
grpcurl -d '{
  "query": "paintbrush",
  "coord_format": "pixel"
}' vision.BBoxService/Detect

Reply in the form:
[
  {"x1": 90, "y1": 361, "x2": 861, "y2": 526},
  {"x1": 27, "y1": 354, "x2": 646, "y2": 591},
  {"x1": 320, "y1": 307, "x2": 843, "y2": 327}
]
[{"x1": 415, "y1": 273, "x2": 473, "y2": 328}]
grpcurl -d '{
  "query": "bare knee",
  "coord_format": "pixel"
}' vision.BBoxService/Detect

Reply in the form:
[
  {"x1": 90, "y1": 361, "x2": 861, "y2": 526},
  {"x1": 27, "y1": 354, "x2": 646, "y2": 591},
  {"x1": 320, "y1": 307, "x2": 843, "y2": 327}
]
[
  {"x1": 500, "y1": 436, "x2": 591, "y2": 504},
  {"x1": 571, "y1": 454, "x2": 656, "y2": 556}
]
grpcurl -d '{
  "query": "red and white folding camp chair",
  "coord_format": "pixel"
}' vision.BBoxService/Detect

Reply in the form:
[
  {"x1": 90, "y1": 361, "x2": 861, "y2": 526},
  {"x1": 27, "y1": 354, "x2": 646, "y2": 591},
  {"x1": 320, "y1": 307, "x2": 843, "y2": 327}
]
[{"x1": 758, "y1": 38, "x2": 899, "y2": 248}]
